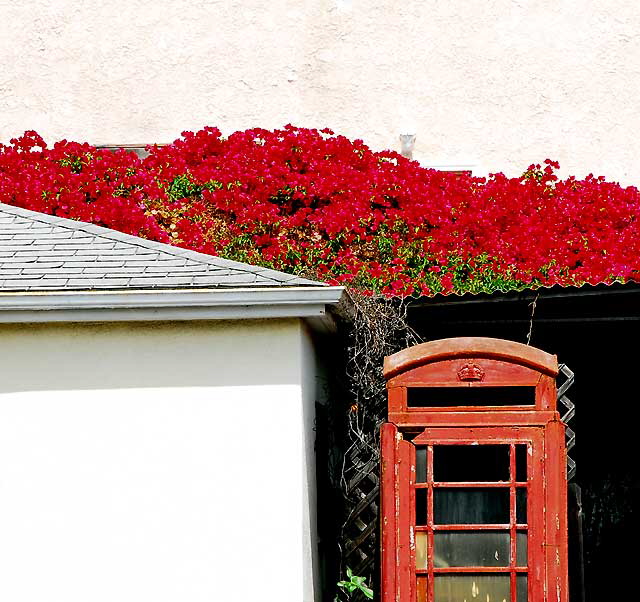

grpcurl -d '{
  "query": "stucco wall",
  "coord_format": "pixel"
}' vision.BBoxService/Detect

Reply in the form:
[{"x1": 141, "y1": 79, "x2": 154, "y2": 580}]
[
  {"x1": 0, "y1": 319, "x2": 319, "y2": 602},
  {"x1": 300, "y1": 325, "x2": 317, "y2": 602},
  {"x1": 1, "y1": 1, "x2": 639, "y2": 183}
]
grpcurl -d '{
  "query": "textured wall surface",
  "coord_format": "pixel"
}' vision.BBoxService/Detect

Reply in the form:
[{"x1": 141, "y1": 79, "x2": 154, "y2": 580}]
[
  {"x1": 1, "y1": 1, "x2": 640, "y2": 183},
  {"x1": 0, "y1": 319, "x2": 319, "y2": 601}
]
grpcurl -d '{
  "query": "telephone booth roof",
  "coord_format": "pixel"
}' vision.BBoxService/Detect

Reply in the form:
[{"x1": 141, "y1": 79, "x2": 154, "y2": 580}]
[
  {"x1": 383, "y1": 337, "x2": 560, "y2": 420},
  {"x1": 384, "y1": 337, "x2": 558, "y2": 379}
]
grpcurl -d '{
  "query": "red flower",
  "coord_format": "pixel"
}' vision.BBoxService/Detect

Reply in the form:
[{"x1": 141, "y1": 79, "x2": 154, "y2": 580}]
[{"x1": 1, "y1": 127, "x2": 637, "y2": 297}]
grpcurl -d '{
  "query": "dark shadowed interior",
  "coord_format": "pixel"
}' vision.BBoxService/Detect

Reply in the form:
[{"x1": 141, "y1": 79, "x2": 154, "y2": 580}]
[{"x1": 409, "y1": 282, "x2": 640, "y2": 601}]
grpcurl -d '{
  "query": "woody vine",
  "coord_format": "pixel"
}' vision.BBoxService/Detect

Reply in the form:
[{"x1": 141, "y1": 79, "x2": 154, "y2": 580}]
[{"x1": 334, "y1": 291, "x2": 420, "y2": 600}]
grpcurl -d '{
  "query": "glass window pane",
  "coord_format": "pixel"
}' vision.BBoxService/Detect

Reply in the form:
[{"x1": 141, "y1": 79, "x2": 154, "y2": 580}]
[
  {"x1": 408, "y1": 386, "x2": 536, "y2": 407},
  {"x1": 434, "y1": 488, "x2": 510, "y2": 524},
  {"x1": 517, "y1": 574, "x2": 528, "y2": 602},
  {"x1": 416, "y1": 448, "x2": 427, "y2": 483},
  {"x1": 434, "y1": 445, "x2": 509, "y2": 482},
  {"x1": 416, "y1": 488, "x2": 428, "y2": 525},
  {"x1": 516, "y1": 531, "x2": 527, "y2": 566},
  {"x1": 516, "y1": 488, "x2": 527, "y2": 524},
  {"x1": 515, "y1": 445, "x2": 528, "y2": 482},
  {"x1": 435, "y1": 574, "x2": 510, "y2": 602},
  {"x1": 416, "y1": 532, "x2": 428, "y2": 569},
  {"x1": 434, "y1": 531, "x2": 509, "y2": 567}
]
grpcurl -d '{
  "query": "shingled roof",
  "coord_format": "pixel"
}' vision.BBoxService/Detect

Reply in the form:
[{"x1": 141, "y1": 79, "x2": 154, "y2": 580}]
[{"x1": 0, "y1": 203, "x2": 324, "y2": 291}]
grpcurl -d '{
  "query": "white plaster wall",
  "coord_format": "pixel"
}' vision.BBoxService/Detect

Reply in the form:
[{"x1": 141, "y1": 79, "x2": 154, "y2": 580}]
[
  {"x1": 0, "y1": 319, "x2": 318, "y2": 602},
  {"x1": 300, "y1": 325, "x2": 320, "y2": 602},
  {"x1": 1, "y1": 1, "x2": 640, "y2": 184}
]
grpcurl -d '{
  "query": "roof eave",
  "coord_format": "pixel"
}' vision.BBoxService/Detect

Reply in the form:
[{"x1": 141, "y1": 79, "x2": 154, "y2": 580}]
[{"x1": 0, "y1": 286, "x2": 347, "y2": 330}]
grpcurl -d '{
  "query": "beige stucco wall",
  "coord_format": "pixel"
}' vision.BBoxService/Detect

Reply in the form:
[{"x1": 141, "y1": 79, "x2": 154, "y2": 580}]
[
  {"x1": 0, "y1": 318, "x2": 320, "y2": 602},
  {"x1": 1, "y1": 1, "x2": 639, "y2": 183}
]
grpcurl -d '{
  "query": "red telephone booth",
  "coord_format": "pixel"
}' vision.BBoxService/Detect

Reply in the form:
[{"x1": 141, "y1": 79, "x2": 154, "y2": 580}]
[{"x1": 381, "y1": 337, "x2": 568, "y2": 602}]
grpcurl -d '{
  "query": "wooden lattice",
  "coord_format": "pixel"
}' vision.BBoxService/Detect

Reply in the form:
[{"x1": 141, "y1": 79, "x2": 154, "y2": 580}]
[{"x1": 340, "y1": 436, "x2": 381, "y2": 598}]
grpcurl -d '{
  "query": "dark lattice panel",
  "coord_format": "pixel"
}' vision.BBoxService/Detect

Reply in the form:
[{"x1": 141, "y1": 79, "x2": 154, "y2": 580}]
[
  {"x1": 339, "y1": 436, "x2": 380, "y2": 599},
  {"x1": 558, "y1": 363, "x2": 576, "y2": 480}
]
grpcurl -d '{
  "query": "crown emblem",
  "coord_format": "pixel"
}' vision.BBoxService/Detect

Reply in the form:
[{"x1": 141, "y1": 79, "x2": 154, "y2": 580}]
[{"x1": 457, "y1": 362, "x2": 485, "y2": 382}]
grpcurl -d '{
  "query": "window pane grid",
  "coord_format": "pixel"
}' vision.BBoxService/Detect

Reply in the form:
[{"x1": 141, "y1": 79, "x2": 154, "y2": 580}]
[
  {"x1": 420, "y1": 524, "x2": 528, "y2": 531},
  {"x1": 510, "y1": 444, "x2": 518, "y2": 602},
  {"x1": 416, "y1": 443, "x2": 530, "y2": 602},
  {"x1": 427, "y1": 445, "x2": 435, "y2": 602},
  {"x1": 417, "y1": 567, "x2": 530, "y2": 574}
]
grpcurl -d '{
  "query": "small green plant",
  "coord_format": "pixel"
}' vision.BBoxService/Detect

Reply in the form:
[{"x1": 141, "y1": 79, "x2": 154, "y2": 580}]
[{"x1": 336, "y1": 567, "x2": 374, "y2": 600}]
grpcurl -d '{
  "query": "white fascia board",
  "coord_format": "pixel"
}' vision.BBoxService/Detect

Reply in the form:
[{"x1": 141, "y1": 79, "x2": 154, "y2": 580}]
[{"x1": 0, "y1": 286, "x2": 346, "y2": 327}]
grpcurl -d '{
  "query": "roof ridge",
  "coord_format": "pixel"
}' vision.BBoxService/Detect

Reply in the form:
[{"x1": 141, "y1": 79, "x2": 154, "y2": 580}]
[{"x1": 0, "y1": 202, "x2": 325, "y2": 287}]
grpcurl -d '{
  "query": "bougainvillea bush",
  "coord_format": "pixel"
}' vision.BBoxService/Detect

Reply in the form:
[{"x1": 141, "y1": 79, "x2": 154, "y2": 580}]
[{"x1": 1, "y1": 127, "x2": 639, "y2": 296}]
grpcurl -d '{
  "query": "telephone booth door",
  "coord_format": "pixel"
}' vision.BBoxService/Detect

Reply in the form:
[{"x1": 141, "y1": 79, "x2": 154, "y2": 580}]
[{"x1": 381, "y1": 338, "x2": 568, "y2": 602}]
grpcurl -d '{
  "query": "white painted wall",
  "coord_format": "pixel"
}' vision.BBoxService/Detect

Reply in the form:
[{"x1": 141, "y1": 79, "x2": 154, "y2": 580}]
[
  {"x1": 0, "y1": 319, "x2": 320, "y2": 602},
  {"x1": 300, "y1": 325, "x2": 321, "y2": 602},
  {"x1": 1, "y1": 1, "x2": 639, "y2": 183}
]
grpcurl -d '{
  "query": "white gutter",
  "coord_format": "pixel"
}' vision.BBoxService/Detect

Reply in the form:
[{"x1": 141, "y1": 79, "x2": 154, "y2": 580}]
[{"x1": 0, "y1": 286, "x2": 346, "y2": 329}]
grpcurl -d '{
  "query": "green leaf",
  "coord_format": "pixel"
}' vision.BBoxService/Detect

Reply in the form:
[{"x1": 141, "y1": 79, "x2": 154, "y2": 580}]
[{"x1": 337, "y1": 567, "x2": 375, "y2": 599}]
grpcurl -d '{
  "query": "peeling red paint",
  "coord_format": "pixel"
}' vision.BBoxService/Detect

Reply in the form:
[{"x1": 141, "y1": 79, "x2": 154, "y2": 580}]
[{"x1": 381, "y1": 337, "x2": 569, "y2": 602}]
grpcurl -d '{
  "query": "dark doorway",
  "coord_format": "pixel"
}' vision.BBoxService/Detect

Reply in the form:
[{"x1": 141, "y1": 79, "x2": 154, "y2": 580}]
[{"x1": 408, "y1": 283, "x2": 640, "y2": 601}]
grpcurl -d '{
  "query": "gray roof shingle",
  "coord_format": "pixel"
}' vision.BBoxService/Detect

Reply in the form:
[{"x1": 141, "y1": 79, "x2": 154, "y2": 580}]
[{"x1": 0, "y1": 203, "x2": 326, "y2": 291}]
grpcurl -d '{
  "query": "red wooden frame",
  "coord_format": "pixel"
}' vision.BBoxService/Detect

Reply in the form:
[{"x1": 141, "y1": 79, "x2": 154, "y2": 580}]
[{"x1": 381, "y1": 337, "x2": 568, "y2": 602}]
